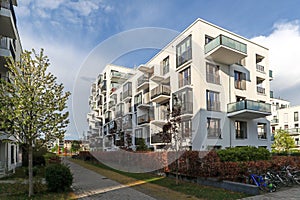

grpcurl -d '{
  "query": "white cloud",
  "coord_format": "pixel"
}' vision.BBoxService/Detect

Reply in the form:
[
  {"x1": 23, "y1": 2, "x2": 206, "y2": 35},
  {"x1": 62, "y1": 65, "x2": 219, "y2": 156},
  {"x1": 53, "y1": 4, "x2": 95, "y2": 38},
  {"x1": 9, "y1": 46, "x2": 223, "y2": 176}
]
[{"x1": 251, "y1": 20, "x2": 300, "y2": 93}]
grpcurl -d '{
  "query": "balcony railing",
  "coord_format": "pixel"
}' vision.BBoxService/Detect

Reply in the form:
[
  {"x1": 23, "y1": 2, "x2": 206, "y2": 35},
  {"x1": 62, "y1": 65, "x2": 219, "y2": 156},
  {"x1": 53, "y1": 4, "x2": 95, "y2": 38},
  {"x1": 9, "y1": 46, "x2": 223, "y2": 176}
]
[
  {"x1": 178, "y1": 76, "x2": 191, "y2": 88},
  {"x1": 227, "y1": 100, "x2": 271, "y2": 114},
  {"x1": 151, "y1": 132, "x2": 171, "y2": 144},
  {"x1": 270, "y1": 91, "x2": 274, "y2": 98},
  {"x1": 257, "y1": 86, "x2": 265, "y2": 94},
  {"x1": 0, "y1": 0, "x2": 16, "y2": 26},
  {"x1": 137, "y1": 75, "x2": 149, "y2": 87},
  {"x1": 111, "y1": 71, "x2": 128, "y2": 79},
  {"x1": 137, "y1": 114, "x2": 152, "y2": 125},
  {"x1": 150, "y1": 85, "x2": 171, "y2": 99},
  {"x1": 271, "y1": 119, "x2": 279, "y2": 124},
  {"x1": 269, "y1": 70, "x2": 273, "y2": 79},
  {"x1": 204, "y1": 35, "x2": 247, "y2": 54},
  {"x1": 123, "y1": 90, "x2": 132, "y2": 100},
  {"x1": 256, "y1": 64, "x2": 265, "y2": 73},
  {"x1": 206, "y1": 73, "x2": 220, "y2": 84}
]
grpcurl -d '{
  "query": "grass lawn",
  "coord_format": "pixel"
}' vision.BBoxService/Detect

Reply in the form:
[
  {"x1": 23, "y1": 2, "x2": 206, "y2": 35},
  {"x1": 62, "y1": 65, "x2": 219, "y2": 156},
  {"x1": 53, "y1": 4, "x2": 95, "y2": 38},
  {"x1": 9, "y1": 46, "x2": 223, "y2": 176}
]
[
  {"x1": 0, "y1": 166, "x2": 75, "y2": 200},
  {"x1": 71, "y1": 158, "x2": 250, "y2": 200}
]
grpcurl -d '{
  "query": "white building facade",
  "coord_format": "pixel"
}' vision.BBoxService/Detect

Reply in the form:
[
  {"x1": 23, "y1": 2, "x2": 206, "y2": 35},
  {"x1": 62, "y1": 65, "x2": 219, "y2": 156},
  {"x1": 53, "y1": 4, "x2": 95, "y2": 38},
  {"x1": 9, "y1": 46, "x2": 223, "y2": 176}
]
[
  {"x1": 0, "y1": 0, "x2": 23, "y2": 176},
  {"x1": 87, "y1": 19, "x2": 273, "y2": 151}
]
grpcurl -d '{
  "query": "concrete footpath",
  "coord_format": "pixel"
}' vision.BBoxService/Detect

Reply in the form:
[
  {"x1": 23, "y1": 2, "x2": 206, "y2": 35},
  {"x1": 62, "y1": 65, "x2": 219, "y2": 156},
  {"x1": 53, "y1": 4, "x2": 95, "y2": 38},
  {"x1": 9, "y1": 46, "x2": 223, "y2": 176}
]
[
  {"x1": 64, "y1": 158, "x2": 157, "y2": 200},
  {"x1": 240, "y1": 186, "x2": 300, "y2": 200}
]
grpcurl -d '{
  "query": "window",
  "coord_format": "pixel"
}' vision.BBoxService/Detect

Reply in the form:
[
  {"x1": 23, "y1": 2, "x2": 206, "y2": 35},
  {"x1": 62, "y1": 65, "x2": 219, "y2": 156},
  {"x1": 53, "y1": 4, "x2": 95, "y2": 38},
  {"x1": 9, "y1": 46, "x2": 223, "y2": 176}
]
[
  {"x1": 284, "y1": 124, "x2": 288, "y2": 130},
  {"x1": 179, "y1": 67, "x2": 191, "y2": 88},
  {"x1": 161, "y1": 56, "x2": 169, "y2": 75},
  {"x1": 234, "y1": 71, "x2": 246, "y2": 90},
  {"x1": 181, "y1": 120, "x2": 192, "y2": 138},
  {"x1": 207, "y1": 118, "x2": 221, "y2": 138},
  {"x1": 235, "y1": 121, "x2": 247, "y2": 139},
  {"x1": 135, "y1": 128, "x2": 143, "y2": 139},
  {"x1": 206, "y1": 63, "x2": 220, "y2": 84},
  {"x1": 176, "y1": 35, "x2": 192, "y2": 67},
  {"x1": 206, "y1": 90, "x2": 220, "y2": 111},
  {"x1": 173, "y1": 88, "x2": 193, "y2": 115},
  {"x1": 257, "y1": 123, "x2": 267, "y2": 139},
  {"x1": 134, "y1": 93, "x2": 142, "y2": 111},
  {"x1": 294, "y1": 112, "x2": 299, "y2": 121}
]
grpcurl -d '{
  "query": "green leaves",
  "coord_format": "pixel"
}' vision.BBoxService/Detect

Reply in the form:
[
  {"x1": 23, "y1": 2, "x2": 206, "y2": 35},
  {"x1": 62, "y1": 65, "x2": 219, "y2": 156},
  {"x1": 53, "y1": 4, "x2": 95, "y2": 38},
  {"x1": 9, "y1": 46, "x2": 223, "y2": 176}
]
[
  {"x1": 271, "y1": 129, "x2": 296, "y2": 153},
  {"x1": 0, "y1": 49, "x2": 70, "y2": 146}
]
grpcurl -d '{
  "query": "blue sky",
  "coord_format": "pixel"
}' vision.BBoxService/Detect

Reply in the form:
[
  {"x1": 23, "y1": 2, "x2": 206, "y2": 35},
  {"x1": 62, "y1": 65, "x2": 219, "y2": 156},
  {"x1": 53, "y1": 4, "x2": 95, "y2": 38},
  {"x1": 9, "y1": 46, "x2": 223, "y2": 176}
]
[{"x1": 15, "y1": 0, "x2": 300, "y2": 139}]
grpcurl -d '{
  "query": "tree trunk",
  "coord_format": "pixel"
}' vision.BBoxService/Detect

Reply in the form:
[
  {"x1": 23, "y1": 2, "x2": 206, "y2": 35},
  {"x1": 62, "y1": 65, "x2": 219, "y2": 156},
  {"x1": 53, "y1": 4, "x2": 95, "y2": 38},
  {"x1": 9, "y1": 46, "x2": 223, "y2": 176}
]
[{"x1": 28, "y1": 145, "x2": 33, "y2": 197}]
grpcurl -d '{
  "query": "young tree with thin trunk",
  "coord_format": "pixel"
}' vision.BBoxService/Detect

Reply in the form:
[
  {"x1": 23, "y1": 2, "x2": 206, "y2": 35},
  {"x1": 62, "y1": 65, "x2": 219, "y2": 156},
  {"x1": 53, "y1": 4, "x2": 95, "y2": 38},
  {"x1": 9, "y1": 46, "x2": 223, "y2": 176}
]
[
  {"x1": 0, "y1": 49, "x2": 70, "y2": 197},
  {"x1": 272, "y1": 129, "x2": 296, "y2": 153}
]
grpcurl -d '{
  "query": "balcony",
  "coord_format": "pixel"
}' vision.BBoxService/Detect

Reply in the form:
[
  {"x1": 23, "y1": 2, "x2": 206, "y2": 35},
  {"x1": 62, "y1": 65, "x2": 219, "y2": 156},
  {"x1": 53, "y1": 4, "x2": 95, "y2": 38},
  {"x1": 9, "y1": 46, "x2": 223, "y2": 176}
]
[
  {"x1": 110, "y1": 71, "x2": 129, "y2": 82},
  {"x1": 207, "y1": 128, "x2": 222, "y2": 139},
  {"x1": 177, "y1": 102, "x2": 193, "y2": 118},
  {"x1": 151, "y1": 109, "x2": 169, "y2": 127},
  {"x1": 150, "y1": 85, "x2": 171, "y2": 103},
  {"x1": 151, "y1": 132, "x2": 171, "y2": 144},
  {"x1": 0, "y1": 37, "x2": 15, "y2": 61},
  {"x1": 271, "y1": 118, "x2": 279, "y2": 125},
  {"x1": 122, "y1": 114, "x2": 132, "y2": 130},
  {"x1": 204, "y1": 35, "x2": 247, "y2": 65},
  {"x1": 288, "y1": 128, "x2": 300, "y2": 136},
  {"x1": 227, "y1": 100, "x2": 271, "y2": 119},
  {"x1": 137, "y1": 92, "x2": 152, "y2": 109},
  {"x1": 137, "y1": 75, "x2": 149, "y2": 90},
  {"x1": 138, "y1": 64, "x2": 154, "y2": 74},
  {"x1": 257, "y1": 86, "x2": 265, "y2": 95},
  {"x1": 0, "y1": 0, "x2": 17, "y2": 39},
  {"x1": 269, "y1": 70, "x2": 273, "y2": 81},
  {"x1": 256, "y1": 64, "x2": 265, "y2": 73},
  {"x1": 137, "y1": 114, "x2": 152, "y2": 125}
]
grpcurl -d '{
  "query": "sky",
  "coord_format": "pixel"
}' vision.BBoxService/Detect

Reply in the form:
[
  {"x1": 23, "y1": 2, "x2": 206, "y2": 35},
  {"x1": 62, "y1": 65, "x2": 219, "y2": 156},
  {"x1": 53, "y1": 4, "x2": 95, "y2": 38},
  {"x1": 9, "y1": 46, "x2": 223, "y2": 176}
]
[{"x1": 14, "y1": 0, "x2": 300, "y2": 140}]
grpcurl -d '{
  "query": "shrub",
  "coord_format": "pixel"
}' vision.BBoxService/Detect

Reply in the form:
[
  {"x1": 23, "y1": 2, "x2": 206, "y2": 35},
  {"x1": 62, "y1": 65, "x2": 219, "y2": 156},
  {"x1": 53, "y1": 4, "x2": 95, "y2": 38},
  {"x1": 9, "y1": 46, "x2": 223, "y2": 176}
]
[
  {"x1": 216, "y1": 146, "x2": 270, "y2": 162},
  {"x1": 45, "y1": 164, "x2": 73, "y2": 192}
]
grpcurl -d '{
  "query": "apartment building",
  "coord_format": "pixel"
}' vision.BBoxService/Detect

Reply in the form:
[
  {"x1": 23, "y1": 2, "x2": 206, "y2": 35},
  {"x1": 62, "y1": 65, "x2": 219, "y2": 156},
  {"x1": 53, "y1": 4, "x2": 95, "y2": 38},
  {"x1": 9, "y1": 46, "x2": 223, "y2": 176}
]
[
  {"x1": 87, "y1": 64, "x2": 135, "y2": 151},
  {"x1": 0, "y1": 0, "x2": 23, "y2": 176},
  {"x1": 87, "y1": 18, "x2": 273, "y2": 151},
  {"x1": 268, "y1": 97, "x2": 300, "y2": 149}
]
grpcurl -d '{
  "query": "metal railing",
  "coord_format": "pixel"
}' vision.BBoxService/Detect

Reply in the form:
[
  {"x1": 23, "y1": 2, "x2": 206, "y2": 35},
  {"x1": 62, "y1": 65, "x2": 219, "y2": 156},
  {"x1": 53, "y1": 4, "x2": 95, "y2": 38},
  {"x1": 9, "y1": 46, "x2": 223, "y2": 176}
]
[
  {"x1": 204, "y1": 34, "x2": 247, "y2": 54},
  {"x1": 137, "y1": 75, "x2": 149, "y2": 87},
  {"x1": 137, "y1": 114, "x2": 151, "y2": 125},
  {"x1": 257, "y1": 86, "x2": 265, "y2": 94},
  {"x1": 207, "y1": 101, "x2": 221, "y2": 111},
  {"x1": 256, "y1": 64, "x2": 265, "y2": 73},
  {"x1": 150, "y1": 85, "x2": 171, "y2": 99},
  {"x1": 227, "y1": 100, "x2": 271, "y2": 113}
]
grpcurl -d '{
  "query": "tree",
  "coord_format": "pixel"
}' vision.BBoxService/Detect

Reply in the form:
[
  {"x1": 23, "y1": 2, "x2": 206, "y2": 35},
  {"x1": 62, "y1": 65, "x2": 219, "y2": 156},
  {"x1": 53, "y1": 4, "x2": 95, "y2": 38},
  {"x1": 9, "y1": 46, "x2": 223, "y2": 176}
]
[
  {"x1": 71, "y1": 140, "x2": 81, "y2": 154},
  {"x1": 0, "y1": 49, "x2": 70, "y2": 197},
  {"x1": 272, "y1": 129, "x2": 296, "y2": 153}
]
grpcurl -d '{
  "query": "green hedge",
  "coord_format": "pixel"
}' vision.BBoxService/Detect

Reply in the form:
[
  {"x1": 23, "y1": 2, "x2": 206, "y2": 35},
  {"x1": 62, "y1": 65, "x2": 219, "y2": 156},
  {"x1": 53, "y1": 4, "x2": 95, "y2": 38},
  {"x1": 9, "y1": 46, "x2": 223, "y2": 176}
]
[
  {"x1": 216, "y1": 146, "x2": 271, "y2": 162},
  {"x1": 45, "y1": 164, "x2": 73, "y2": 192}
]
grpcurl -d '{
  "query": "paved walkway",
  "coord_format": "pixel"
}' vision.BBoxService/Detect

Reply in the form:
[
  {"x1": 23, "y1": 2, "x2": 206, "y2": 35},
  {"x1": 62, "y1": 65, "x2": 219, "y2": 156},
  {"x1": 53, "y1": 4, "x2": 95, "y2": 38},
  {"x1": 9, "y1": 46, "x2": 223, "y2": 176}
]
[
  {"x1": 240, "y1": 186, "x2": 300, "y2": 200},
  {"x1": 64, "y1": 158, "x2": 157, "y2": 200}
]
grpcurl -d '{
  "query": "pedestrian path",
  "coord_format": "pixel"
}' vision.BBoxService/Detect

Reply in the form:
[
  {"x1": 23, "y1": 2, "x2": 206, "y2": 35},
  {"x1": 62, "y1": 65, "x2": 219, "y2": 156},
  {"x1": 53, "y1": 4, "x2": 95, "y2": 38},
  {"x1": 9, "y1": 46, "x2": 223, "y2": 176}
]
[
  {"x1": 240, "y1": 186, "x2": 300, "y2": 200},
  {"x1": 64, "y1": 158, "x2": 157, "y2": 200}
]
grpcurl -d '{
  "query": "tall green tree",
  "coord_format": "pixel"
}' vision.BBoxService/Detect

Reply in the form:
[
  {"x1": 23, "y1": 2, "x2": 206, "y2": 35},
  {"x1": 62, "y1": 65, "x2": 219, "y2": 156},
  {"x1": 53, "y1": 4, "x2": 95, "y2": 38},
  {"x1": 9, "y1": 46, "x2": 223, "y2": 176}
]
[
  {"x1": 0, "y1": 49, "x2": 70, "y2": 197},
  {"x1": 71, "y1": 140, "x2": 81, "y2": 154},
  {"x1": 272, "y1": 129, "x2": 296, "y2": 152}
]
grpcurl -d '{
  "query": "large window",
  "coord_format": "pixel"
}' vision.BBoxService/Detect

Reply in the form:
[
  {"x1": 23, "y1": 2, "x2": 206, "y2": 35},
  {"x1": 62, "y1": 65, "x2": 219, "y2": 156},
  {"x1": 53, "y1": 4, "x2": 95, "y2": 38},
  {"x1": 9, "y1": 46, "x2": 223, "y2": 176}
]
[
  {"x1": 173, "y1": 88, "x2": 193, "y2": 115},
  {"x1": 235, "y1": 121, "x2": 247, "y2": 139},
  {"x1": 294, "y1": 112, "x2": 299, "y2": 122},
  {"x1": 176, "y1": 35, "x2": 192, "y2": 67},
  {"x1": 207, "y1": 118, "x2": 221, "y2": 138},
  {"x1": 206, "y1": 63, "x2": 220, "y2": 84},
  {"x1": 181, "y1": 120, "x2": 192, "y2": 138},
  {"x1": 179, "y1": 67, "x2": 191, "y2": 88},
  {"x1": 162, "y1": 56, "x2": 169, "y2": 75},
  {"x1": 206, "y1": 90, "x2": 220, "y2": 111},
  {"x1": 257, "y1": 123, "x2": 267, "y2": 139},
  {"x1": 234, "y1": 70, "x2": 246, "y2": 90}
]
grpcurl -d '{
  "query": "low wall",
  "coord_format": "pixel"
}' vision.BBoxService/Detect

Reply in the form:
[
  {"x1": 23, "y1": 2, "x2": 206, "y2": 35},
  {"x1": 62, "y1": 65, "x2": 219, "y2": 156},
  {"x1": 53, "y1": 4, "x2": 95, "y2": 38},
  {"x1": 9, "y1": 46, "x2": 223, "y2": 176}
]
[{"x1": 166, "y1": 173, "x2": 260, "y2": 195}]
